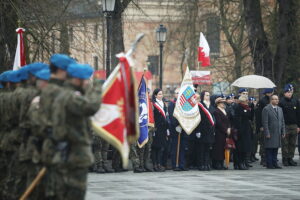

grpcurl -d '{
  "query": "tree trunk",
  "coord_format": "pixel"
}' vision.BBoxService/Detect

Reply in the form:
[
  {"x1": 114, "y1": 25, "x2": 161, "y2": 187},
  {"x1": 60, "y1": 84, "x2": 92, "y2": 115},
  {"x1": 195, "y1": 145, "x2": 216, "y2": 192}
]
[
  {"x1": 243, "y1": 0, "x2": 273, "y2": 79},
  {"x1": 0, "y1": 1, "x2": 18, "y2": 72},
  {"x1": 59, "y1": 22, "x2": 70, "y2": 54}
]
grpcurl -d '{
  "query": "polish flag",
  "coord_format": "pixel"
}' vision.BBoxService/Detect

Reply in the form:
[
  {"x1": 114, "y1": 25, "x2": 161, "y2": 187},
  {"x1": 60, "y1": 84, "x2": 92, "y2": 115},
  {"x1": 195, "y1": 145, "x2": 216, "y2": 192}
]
[
  {"x1": 198, "y1": 32, "x2": 211, "y2": 67},
  {"x1": 13, "y1": 28, "x2": 26, "y2": 70},
  {"x1": 91, "y1": 56, "x2": 139, "y2": 168}
]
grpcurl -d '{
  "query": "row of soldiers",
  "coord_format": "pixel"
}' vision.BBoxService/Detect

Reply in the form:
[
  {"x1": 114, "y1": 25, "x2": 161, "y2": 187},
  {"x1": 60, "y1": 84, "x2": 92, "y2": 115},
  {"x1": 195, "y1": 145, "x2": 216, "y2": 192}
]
[{"x1": 0, "y1": 54, "x2": 101, "y2": 200}]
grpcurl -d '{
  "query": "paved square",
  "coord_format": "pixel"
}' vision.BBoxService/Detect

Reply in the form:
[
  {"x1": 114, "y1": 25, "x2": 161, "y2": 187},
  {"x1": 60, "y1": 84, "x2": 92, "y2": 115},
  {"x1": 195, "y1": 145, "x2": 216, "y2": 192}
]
[{"x1": 86, "y1": 155, "x2": 300, "y2": 200}]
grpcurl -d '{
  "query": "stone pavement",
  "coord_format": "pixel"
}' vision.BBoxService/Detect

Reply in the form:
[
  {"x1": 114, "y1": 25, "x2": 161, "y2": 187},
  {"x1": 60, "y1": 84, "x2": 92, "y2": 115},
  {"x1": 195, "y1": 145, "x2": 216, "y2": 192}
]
[{"x1": 86, "y1": 155, "x2": 300, "y2": 200}]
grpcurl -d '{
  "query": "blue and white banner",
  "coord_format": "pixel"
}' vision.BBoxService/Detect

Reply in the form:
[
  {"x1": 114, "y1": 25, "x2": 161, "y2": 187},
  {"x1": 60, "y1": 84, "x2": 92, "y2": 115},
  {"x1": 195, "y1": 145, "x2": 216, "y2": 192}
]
[{"x1": 137, "y1": 76, "x2": 149, "y2": 148}]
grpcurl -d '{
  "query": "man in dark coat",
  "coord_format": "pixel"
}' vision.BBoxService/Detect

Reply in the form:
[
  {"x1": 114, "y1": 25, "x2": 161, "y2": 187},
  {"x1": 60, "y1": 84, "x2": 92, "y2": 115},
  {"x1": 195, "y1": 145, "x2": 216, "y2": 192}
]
[
  {"x1": 255, "y1": 88, "x2": 274, "y2": 166},
  {"x1": 262, "y1": 94, "x2": 285, "y2": 169},
  {"x1": 279, "y1": 84, "x2": 300, "y2": 166}
]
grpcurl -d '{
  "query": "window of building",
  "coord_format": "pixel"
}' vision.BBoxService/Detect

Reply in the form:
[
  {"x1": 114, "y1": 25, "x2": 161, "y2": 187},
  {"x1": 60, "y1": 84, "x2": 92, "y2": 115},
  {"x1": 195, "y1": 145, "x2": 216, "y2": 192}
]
[
  {"x1": 147, "y1": 55, "x2": 159, "y2": 75},
  {"x1": 69, "y1": 27, "x2": 74, "y2": 43},
  {"x1": 206, "y1": 15, "x2": 220, "y2": 55},
  {"x1": 94, "y1": 56, "x2": 99, "y2": 70},
  {"x1": 94, "y1": 24, "x2": 98, "y2": 40}
]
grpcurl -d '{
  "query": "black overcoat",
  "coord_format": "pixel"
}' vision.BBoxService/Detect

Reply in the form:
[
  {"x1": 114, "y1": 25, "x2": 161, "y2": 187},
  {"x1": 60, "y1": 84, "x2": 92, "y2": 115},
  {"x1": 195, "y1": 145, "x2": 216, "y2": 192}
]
[
  {"x1": 212, "y1": 108, "x2": 230, "y2": 161},
  {"x1": 233, "y1": 103, "x2": 253, "y2": 153},
  {"x1": 152, "y1": 102, "x2": 168, "y2": 148}
]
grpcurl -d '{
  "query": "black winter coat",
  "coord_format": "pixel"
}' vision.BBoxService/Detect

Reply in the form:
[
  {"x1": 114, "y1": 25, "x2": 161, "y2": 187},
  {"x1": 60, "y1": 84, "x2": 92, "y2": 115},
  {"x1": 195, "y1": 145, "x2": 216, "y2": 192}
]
[
  {"x1": 152, "y1": 101, "x2": 169, "y2": 148},
  {"x1": 233, "y1": 103, "x2": 253, "y2": 153}
]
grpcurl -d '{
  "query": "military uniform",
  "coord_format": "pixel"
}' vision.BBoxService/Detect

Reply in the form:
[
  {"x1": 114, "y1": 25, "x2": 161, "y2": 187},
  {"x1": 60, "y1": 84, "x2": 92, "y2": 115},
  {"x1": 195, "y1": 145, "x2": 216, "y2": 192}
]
[
  {"x1": 279, "y1": 94, "x2": 300, "y2": 166},
  {"x1": 136, "y1": 127, "x2": 154, "y2": 171},
  {"x1": 51, "y1": 64, "x2": 101, "y2": 200}
]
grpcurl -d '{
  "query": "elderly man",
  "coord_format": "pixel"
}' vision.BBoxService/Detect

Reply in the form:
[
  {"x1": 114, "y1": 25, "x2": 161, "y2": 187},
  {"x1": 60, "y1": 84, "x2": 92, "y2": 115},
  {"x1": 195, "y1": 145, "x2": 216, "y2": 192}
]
[{"x1": 262, "y1": 94, "x2": 286, "y2": 169}]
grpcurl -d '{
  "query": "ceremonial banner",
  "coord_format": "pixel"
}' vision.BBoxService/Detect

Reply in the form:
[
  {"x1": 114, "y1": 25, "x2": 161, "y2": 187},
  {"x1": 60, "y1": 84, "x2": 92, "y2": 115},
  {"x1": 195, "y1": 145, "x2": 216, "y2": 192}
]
[
  {"x1": 13, "y1": 28, "x2": 26, "y2": 70},
  {"x1": 91, "y1": 57, "x2": 139, "y2": 168},
  {"x1": 137, "y1": 76, "x2": 149, "y2": 148},
  {"x1": 190, "y1": 70, "x2": 212, "y2": 85},
  {"x1": 198, "y1": 32, "x2": 211, "y2": 67},
  {"x1": 173, "y1": 67, "x2": 200, "y2": 134}
]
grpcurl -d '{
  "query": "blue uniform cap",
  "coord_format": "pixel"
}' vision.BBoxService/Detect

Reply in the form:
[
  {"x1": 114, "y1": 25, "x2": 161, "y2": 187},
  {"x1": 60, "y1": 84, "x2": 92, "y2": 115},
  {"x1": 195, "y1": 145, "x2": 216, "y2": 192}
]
[
  {"x1": 284, "y1": 84, "x2": 293, "y2": 93},
  {"x1": 50, "y1": 54, "x2": 76, "y2": 70},
  {"x1": 18, "y1": 66, "x2": 30, "y2": 81},
  {"x1": 248, "y1": 97, "x2": 256, "y2": 101},
  {"x1": 67, "y1": 63, "x2": 94, "y2": 79},
  {"x1": 238, "y1": 88, "x2": 248, "y2": 93},
  {"x1": 7, "y1": 70, "x2": 21, "y2": 83},
  {"x1": 28, "y1": 63, "x2": 49, "y2": 76},
  {"x1": 0, "y1": 71, "x2": 11, "y2": 82},
  {"x1": 262, "y1": 88, "x2": 274, "y2": 94},
  {"x1": 35, "y1": 69, "x2": 50, "y2": 81}
]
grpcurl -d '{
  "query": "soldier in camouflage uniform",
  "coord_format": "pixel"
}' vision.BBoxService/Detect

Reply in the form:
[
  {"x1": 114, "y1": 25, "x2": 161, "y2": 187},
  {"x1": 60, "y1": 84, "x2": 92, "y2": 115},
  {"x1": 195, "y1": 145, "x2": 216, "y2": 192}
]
[
  {"x1": 38, "y1": 54, "x2": 75, "y2": 198},
  {"x1": 136, "y1": 126, "x2": 154, "y2": 172},
  {"x1": 255, "y1": 88, "x2": 274, "y2": 166},
  {"x1": 279, "y1": 84, "x2": 300, "y2": 166},
  {"x1": 51, "y1": 63, "x2": 101, "y2": 200},
  {"x1": 92, "y1": 134, "x2": 115, "y2": 173}
]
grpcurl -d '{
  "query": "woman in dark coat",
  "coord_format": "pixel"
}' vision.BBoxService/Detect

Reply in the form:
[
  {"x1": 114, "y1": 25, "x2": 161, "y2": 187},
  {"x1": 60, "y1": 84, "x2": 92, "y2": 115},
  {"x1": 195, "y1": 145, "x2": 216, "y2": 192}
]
[
  {"x1": 233, "y1": 95, "x2": 253, "y2": 170},
  {"x1": 151, "y1": 88, "x2": 169, "y2": 172},
  {"x1": 212, "y1": 97, "x2": 231, "y2": 170},
  {"x1": 192, "y1": 93, "x2": 215, "y2": 171}
]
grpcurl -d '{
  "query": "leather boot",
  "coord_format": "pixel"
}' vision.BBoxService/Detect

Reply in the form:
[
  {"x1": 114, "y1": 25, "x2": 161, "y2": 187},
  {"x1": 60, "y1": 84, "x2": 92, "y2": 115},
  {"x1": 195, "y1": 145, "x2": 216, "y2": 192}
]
[
  {"x1": 282, "y1": 158, "x2": 289, "y2": 166},
  {"x1": 288, "y1": 158, "x2": 297, "y2": 166}
]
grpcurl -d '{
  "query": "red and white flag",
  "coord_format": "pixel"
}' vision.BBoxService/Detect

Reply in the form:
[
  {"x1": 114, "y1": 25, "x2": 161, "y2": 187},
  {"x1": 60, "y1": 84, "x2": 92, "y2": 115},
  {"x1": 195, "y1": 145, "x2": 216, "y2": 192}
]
[
  {"x1": 13, "y1": 28, "x2": 26, "y2": 70},
  {"x1": 91, "y1": 56, "x2": 139, "y2": 168},
  {"x1": 198, "y1": 32, "x2": 211, "y2": 67}
]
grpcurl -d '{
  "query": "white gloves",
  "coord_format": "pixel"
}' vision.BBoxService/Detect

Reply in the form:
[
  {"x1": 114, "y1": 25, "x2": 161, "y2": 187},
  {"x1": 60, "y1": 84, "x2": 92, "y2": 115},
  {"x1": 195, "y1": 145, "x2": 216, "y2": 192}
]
[
  {"x1": 167, "y1": 129, "x2": 170, "y2": 136},
  {"x1": 196, "y1": 132, "x2": 201, "y2": 138},
  {"x1": 175, "y1": 126, "x2": 182, "y2": 133}
]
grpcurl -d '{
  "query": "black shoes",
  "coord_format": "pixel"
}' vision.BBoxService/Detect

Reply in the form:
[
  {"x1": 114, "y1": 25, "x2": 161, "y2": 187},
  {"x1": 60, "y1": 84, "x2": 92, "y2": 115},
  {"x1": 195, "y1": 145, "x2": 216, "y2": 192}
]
[
  {"x1": 134, "y1": 167, "x2": 146, "y2": 173},
  {"x1": 273, "y1": 164, "x2": 282, "y2": 169},
  {"x1": 288, "y1": 158, "x2": 297, "y2": 166},
  {"x1": 282, "y1": 158, "x2": 289, "y2": 166}
]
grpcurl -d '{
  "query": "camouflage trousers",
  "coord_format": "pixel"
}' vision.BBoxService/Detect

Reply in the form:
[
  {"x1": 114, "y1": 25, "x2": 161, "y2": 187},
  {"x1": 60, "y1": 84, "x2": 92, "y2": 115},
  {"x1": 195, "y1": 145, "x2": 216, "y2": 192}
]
[
  {"x1": 54, "y1": 167, "x2": 88, "y2": 200},
  {"x1": 258, "y1": 130, "x2": 265, "y2": 159},
  {"x1": 130, "y1": 130, "x2": 153, "y2": 169},
  {"x1": 92, "y1": 134, "x2": 111, "y2": 170},
  {"x1": 282, "y1": 124, "x2": 298, "y2": 159}
]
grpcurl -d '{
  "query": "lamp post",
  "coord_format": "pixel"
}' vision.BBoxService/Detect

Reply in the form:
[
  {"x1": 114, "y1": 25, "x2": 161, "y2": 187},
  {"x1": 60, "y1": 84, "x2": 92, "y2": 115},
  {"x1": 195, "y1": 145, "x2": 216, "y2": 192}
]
[
  {"x1": 102, "y1": 0, "x2": 115, "y2": 78},
  {"x1": 156, "y1": 24, "x2": 167, "y2": 90}
]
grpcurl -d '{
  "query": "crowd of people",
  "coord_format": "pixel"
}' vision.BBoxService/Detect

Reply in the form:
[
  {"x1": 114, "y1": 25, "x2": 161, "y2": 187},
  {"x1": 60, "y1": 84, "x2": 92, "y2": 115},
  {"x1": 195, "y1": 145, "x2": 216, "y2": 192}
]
[
  {"x1": 121, "y1": 84, "x2": 300, "y2": 173},
  {"x1": 0, "y1": 53, "x2": 300, "y2": 200}
]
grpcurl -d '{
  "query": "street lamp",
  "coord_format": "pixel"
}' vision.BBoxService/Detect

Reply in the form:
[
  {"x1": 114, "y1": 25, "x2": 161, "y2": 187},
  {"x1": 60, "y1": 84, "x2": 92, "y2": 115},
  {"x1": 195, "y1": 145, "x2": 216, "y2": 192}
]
[
  {"x1": 102, "y1": 0, "x2": 115, "y2": 78},
  {"x1": 156, "y1": 24, "x2": 167, "y2": 90}
]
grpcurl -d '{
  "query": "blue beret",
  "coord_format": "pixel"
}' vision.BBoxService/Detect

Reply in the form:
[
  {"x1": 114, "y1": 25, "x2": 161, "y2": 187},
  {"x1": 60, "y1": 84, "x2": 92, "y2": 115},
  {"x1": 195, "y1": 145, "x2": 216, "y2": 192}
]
[
  {"x1": 262, "y1": 88, "x2": 274, "y2": 94},
  {"x1": 7, "y1": 70, "x2": 21, "y2": 83},
  {"x1": 67, "y1": 63, "x2": 94, "y2": 79},
  {"x1": 238, "y1": 88, "x2": 248, "y2": 93},
  {"x1": 28, "y1": 63, "x2": 49, "y2": 76},
  {"x1": 18, "y1": 66, "x2": 30, "y2": 81},
  {"x1": 0, "y1": 83, "x2": 3, "y2": 89},
  {"x1": 0, "y1": 71, "x2": 11, "y2": 82},
  {"x1": 35, "y1": 69, "x2": 50, "y2": 81},
  {"x1": 284, "y1": 84, "x2": 293, "y2": 93},
  {"x1": 50, "y1": 54, "x2": 76, "y2": 70}
]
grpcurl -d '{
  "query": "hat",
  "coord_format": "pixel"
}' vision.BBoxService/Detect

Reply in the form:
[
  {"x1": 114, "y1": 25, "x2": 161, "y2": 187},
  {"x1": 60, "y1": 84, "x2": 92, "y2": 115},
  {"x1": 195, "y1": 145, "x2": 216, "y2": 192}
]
[
  {"x1": 226, "y1": 93, "x2": 235, "y2": 100},
  {"x1": 0, "y1": 71, "x2": 11, "y2": 82},
  {"x1": 238, "y1": 88, "x2": 248, "y2": 93},
  {"x1": 0, "y1": 83, "x2": 3, "y2": 89},
  {"x1": 28, "y1": 63, "x2": 49, "y2": 75},
  {"x1": 284, "y1": 84, "x2": 293, "y2": 93},
  {"x1": 262, "y1": 88, "x2": 274, "y2": 94},
  {"x1": 215, "y1": 97, "x2": 226, "y2": 104},
  {"x1": 248, "y1": 97, "x2": 256, "y2": 101},
  {"x1": 67, "y1": 63, "x2": 94, "y2": 79},
  {"x1": 18, "y1": 66, "x2": 30, "y2": 81},
  {"x1": 7, "y1": 70, "x2": 21, "y2": 83},
  {"x1": 50, "y1": 54, "x2": 76, "y2": 70},
  {"x1": 35, "y1": 69, "x2": 50, "y2": 81}
]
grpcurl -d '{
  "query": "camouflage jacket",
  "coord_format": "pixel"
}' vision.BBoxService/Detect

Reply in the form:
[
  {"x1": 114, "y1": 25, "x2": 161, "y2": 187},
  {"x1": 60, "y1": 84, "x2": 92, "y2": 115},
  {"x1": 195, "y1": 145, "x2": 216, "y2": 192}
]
[{"x1": 51, "y1": 81, "x2": 102, "y2": 168}]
